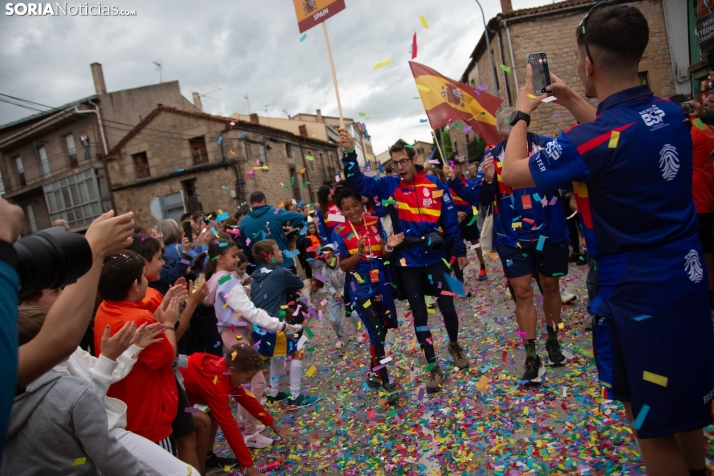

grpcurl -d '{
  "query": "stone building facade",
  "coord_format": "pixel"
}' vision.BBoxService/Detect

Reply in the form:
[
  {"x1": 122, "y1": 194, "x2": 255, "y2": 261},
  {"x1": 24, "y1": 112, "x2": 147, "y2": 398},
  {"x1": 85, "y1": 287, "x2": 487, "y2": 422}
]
[
  {"x1": 105, "y1": 105, "x2": 339, "y2": 227},
  {"x1": 459, "y1": 0, "x2": 676, "y2": 146}
]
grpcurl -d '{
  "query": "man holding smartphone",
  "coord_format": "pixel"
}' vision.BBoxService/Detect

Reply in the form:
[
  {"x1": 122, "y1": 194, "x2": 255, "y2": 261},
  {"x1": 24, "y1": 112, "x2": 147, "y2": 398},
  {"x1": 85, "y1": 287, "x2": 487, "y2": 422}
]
[{"x1": 501, "y1": 4, "x2": 714, "y2": 476}]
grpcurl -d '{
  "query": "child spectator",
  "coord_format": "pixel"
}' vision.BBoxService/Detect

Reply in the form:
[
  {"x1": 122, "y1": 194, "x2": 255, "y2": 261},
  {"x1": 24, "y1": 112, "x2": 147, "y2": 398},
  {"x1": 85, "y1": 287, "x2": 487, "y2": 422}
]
[
  {"x1": 126, "y1": 234, "x2": 210, "y2": 470},
  {"x1": 3, "y1": 306, "x2": 145, "y2": 476},
  {"x1": 180, "y1": 344, "x2": 298, "y2": 476},
  {"x1": 94, "y1": 250, "x2": 181, "y2": 453},
  {"x1": 320, "y1": 244, "x2": 363, "y2": 348},
  {"x1": 250, "y1": 240, "x2": 319, "y2": 409},
  {"x1": 205, "y1": 239, "x2": 307, "y2": 447}
]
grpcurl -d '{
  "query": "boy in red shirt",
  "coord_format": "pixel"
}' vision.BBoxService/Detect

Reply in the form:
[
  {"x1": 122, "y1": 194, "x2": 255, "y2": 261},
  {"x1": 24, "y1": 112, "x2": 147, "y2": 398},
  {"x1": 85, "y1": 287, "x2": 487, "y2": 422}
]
[
  {"x1": 180, "y1": 343, "x2": 297, "y2": 476},
  {"x1": 94, "y1": 250, "x2": 182, "y2": 451}
]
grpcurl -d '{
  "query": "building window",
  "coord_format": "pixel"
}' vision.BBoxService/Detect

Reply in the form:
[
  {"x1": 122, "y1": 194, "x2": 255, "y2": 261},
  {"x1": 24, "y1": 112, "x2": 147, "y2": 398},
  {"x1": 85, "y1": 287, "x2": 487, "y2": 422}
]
[
  {"x1": 299, "y1": 125, "x2": 308, "y2": 137},
  {"x1": 14, "y1": 156, "x2": 25, "y2": 186},
  {"x1": 132, "y1": 152, "x2": 150, "y2": 179},
  {"x1": 43, "y1": 169, "x2": 103, "y2": 228},
  {"x1": 189, "y1": 137, "x2": 209, "y2": 165},
  {"x1": 638, "y1": 71, "x2": 649, "y2": 85},
  {"x1": 38, "y1": 146, "x2": 51, "y2": 179},
  {"x1": 0, "y1": 170, "x2": 5, "y2": 197},
  {"x1": 257, "y1": 145, "x2": 266, "y2": 164},
  {"x1": 286, "y1": 143, "x2": 293, "y2": 158},
  {"x1": 25, "y1": 203, "x2": 37, "y2": 233},
  {"x1": 64, "y1": 134, "x2": 78, "y2": 168}
]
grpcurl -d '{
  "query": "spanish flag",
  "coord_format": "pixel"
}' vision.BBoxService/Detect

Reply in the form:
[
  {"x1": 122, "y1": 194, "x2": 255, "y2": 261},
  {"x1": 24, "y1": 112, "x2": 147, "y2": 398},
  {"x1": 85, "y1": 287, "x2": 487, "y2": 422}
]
[{"x1": 410, "y1": 61, "x2": 503, "y2": 144}]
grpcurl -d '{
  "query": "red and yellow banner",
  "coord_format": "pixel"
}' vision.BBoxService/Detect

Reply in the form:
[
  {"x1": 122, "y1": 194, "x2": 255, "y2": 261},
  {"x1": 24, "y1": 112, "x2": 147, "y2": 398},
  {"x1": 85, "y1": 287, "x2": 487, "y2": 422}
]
[
  {"x1": 293, "y1": 0, "x2": 346, "y2": 34},
  {"x1": 409, "y1": 61, "x2": 503, "y2": 144}
]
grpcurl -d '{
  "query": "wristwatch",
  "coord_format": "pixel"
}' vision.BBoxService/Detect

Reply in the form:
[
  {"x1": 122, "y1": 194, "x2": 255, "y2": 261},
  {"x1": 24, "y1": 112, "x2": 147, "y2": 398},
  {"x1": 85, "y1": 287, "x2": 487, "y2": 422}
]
[
  {"x1": 509, "y1": 110, "x2": 531, "y2": 127},
  {"x1": 385, "y1": 244, "x2": 393, "y2": 252}
]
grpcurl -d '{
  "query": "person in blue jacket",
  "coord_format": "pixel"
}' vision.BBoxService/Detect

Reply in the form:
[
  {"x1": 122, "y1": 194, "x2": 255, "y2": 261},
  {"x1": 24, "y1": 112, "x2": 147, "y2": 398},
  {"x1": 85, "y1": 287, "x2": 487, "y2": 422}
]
[
  {"x1": 452, "y1": 107, "x2": 570, "y2": 384},
  {"x1": 239, "y1": 191, "x2": 306, "y2": 271},
  {"x1": 502, "y1": 4, "x2": 714, "y2": 473},
  {"x1": 338, "y1": 127, "x2": 469, "y2": 393}
]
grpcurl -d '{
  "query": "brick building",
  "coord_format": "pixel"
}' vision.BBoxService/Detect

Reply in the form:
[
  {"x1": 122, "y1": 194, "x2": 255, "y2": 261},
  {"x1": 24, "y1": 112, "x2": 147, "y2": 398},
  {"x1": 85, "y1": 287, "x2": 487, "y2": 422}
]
[
  {"x1": 452, "y1": 0, "x2": 676, "y2": 157},
  {"x1": 105, "y1": 105, "x2": 339, "y2": 227},
  {"x1": 0, "y1": 63, "x2": 198, "y2": 234}
]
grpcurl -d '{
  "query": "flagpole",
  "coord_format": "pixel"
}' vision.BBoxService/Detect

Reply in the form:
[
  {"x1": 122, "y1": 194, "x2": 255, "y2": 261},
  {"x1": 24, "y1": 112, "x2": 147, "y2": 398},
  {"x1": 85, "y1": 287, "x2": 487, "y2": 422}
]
[
  {"x1": 431, "y1": 129, "x2": 446, "y2": 165},
  {"x1": 322, "y1": 21, "x2": 345, "y2": 128}
]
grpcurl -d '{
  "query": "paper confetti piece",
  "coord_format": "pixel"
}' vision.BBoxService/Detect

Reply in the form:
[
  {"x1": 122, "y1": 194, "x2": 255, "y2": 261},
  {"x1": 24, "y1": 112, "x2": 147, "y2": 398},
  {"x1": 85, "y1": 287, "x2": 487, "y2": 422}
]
[
  {"x1": 327, "y1": 213, "x2": 345, "y2": 223},
  {"x1": 314, "y1": 273, "x2": 326, "y2": 283},
  {"x1": 304, "y1": 327, "x2": 314, "y2": 338},
  {"x1": 432, "y1": 189, "x2": 443, "y2": 198},
  {"x1": 218, "y1": 274, "x2": 232, "y2": 285},
  {"x1": 362, "y1": 300, "x2": 371, "y2": 309},
  {"x1": 299, "y1": 33, "x2": 307, "y2": 42},
  {"x1": 419, "y1": 16, "x2": 429, "y2": 28},
  {"x1": 557, "y1": 322, "x2": 564, "y2": 329},
  {"x1": 500, "y1": 64, "x2": 511, "y2": 73},
  {"x1": 305, "y1": 365, "x2": 317, "y2": 377},
  {"x1": 374, "y1": 59, "x2": 392, "y2": 69},
  {"x1": 442, "y1": 273, "x2": 465, "y2": 297},
  {"x1": 415, "y1": 326, "x2": 429, "y2": 332},
  {"x1": 631, "y1": 314, "x2": 652, "y2": 321},
  {"x1": 400, "y1": 258, "x2": 407, "y2": 266},
  {"x1": 642, "y1": 371, "x2": 668, "y2": 387},
  {"x1": 536, "y1": 235, "x2": 546, "y2": 251},
  {"x1": 477, "y1": 376, "x2": 490, "y2": 392},
  {"x1": 541, "y1": 95, "x2": 557, "y2": 103},
  {"x1": 693, "y1": 118, "x2": 706, "y2": 130},
  {"x1": 632, "y1": 404, "x2": 651, "y2": 430},
  {"x1": 73, "y1": 457, "x2": 87, "y2": 466},
  {"x1": 608, "y1": 130, "x2": 620, "y2": 148},
  {"x1": 184, "y1": 407, "x2": 200, "y2": 413},
  {"x1": 527, "y1": 94, "x2": 537, "y2": 99},
  {"x1": 416, "y1": 84, "x2": 430, "y2": 92}
]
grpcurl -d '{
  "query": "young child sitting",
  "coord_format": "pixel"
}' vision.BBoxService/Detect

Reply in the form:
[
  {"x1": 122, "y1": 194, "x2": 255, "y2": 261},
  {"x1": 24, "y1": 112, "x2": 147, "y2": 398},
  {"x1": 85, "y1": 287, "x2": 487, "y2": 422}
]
[
  {"x1": 250, "y1": 240, "x2": 319, "y2": 409},
  {"x1": 3, "y1": 306, "x2": 146, "y2": 476},
  {"x1": 94, "y1": 250, "x2": 181, "y2": 452},
  {"x1": 180, "y1": 344, "x2": 298, "y2": 476},
  {"x1": 320, "y1": 244, "x2": 363, "y2": 348},
  {"x1": 205, "y1": 238, "x2": 304, "y2": 448}
]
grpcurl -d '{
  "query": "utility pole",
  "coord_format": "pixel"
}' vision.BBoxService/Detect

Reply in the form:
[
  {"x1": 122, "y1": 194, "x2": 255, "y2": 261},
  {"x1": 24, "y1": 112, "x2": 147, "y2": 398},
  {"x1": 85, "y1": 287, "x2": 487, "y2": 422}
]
[{"x1": 243, "y1": 93, "x2": 251, "y2": 114}]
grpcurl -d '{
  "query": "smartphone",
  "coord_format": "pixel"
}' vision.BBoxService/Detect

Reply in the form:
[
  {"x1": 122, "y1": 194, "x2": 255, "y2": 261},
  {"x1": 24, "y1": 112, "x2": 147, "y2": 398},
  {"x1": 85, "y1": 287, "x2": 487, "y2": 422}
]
[
  {"x1": 527, "y1": 52, "x2": 552, "y2": 95},
  {"x1": 182, "y1": 220, "x2": 193, "y2": 242},
  {"x1": 680, "y1": 102, "x2": 694, "y2": 115}
]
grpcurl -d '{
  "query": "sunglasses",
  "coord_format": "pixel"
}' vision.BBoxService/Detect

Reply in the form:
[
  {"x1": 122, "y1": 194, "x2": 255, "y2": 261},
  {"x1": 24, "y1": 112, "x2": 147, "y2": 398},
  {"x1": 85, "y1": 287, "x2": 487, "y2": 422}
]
[{"x1": 579, "y1": 1, "x2": 616, "y2": 65}]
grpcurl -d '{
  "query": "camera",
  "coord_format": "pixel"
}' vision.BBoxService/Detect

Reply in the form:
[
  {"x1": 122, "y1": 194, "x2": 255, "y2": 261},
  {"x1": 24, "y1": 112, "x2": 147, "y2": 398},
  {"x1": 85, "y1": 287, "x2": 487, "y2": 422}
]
[
  {"x1": 680, "y1": 102, "x2": 694, "y2": 115},
  {"x1": 14, "y1": 226, "x2": 93, "y2": 298}
]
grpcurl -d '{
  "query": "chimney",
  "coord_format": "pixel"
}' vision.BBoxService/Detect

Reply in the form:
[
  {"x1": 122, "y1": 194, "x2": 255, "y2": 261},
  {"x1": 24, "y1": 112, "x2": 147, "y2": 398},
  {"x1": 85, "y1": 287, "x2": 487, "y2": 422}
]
[
  {"x1": 192, "y1": 92, "x2": 203, "y2": 112},
  {"x1": 249, "y1": 113, "x2": 260, "y2": 124},
  {"x1": 90, "y1": 62, "x2": 107, "y2": 95},
  {"x1": 316, "y1": 109, "x2": 323, "y2": 123},
  {"x1": 500, "y1": 0, "x2": 513, "y2": 13}
]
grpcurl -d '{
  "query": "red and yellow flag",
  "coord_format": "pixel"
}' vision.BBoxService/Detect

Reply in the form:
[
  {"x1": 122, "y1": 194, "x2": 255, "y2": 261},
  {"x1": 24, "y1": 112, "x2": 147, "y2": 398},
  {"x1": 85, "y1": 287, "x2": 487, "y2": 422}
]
[{"x1": 410, "y1": 61, "x2": 503, "y2": 144}]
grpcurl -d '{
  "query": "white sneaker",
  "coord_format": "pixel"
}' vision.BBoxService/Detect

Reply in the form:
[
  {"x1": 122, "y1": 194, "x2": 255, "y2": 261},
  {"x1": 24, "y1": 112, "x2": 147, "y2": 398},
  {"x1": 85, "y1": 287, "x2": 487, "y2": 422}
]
[
  {"x1": 560, "y1": 289, "x2": 577, "y2": 304},
  {"x1": 244, "y1": 431, "x2": 273, "y2": 449},
  {"x1": 335, "y1": 340, "x2": 344, "y2": 349},
  {"x1": 356, "y1": 334, "x2": 365, "y2": 344}
]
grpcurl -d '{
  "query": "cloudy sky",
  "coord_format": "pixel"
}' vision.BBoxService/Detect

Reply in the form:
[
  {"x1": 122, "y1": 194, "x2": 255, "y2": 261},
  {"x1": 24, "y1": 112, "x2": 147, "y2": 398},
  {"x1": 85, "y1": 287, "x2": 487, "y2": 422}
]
[{"x1": 0, "y1": 0, "x2": 552, "y2": 154}]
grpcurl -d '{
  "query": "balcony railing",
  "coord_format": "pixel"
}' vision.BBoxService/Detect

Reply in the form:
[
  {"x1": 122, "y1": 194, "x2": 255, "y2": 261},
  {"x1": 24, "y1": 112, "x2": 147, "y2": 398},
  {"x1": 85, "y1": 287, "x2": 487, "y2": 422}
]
[{"x1": 4, "y1": 142, "x2": 98, "y2": 194}]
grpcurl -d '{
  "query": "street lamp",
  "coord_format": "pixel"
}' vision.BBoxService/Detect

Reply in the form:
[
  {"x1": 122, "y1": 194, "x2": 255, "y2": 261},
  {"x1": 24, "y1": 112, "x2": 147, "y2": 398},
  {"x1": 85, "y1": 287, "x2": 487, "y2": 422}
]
[{"x1": 474, "y1": 0, "x2": 500, "y2": 99}]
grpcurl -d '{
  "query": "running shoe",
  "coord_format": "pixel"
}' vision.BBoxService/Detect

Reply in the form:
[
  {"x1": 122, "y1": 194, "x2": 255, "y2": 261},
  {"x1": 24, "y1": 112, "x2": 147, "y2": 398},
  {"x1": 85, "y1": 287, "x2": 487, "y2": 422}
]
[
  {"x1": 205, "y1": 453, "x2": 238, "y2": 475},
  {"x1": 366, "y1": 372, "x2": 382, "y2": 388},
  {"x1": 477, "y1": 268, "x2": 488, "y2": 281},
  {"x1": 287, "y1": 394, "x2": 319, "y2": 410},
  {"x1": 576, "y1": 252, "x2": 588, "y2": 266},
  {"x1": 266, "y1": 392, "x2": 289, "y2": 404},
  {"x1": 425, "y1": 366, "x2": 445, "y2": 393},
  {"x1": 545, "y1": 339, "x2": 566, "y2": 366},
  {"x1": 560, "y1": 289, "x2": 577, "y2": 304},
  {"x1": 244, "y1": 431, "x2": 273, "y2": 448},
  {"x1": 447, "y1": 343, "x2": 469, "y2": 370},
  {"x1": 582, "y1": 315, "x2": 593, "y2": 331},
  {"x1": 522, "y1": 355, "x2": 545, "y2": 383},
  {"x1": 379, "y1": 381, "x2": 400, "y2": 400}
]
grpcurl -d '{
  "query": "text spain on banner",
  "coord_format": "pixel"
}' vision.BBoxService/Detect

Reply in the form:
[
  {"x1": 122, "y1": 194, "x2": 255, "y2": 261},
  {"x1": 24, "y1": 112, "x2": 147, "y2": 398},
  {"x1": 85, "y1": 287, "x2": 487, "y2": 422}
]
[
  {"x1": 293, "y1": 0, "x2": 346, "y2": 34},
  {"x1": 409, "y1": 61, "x2": 503, "y2": 144}
]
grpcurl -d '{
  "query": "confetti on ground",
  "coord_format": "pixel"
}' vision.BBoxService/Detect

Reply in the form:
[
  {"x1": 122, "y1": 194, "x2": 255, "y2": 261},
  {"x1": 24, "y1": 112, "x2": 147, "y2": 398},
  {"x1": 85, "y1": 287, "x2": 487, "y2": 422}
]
[
  {"x1": 211, "y1": 258, "x2": 714, "y2": 475},
  {"x1": 374, "y1": 59, "x2": 392, "y2": 69}
]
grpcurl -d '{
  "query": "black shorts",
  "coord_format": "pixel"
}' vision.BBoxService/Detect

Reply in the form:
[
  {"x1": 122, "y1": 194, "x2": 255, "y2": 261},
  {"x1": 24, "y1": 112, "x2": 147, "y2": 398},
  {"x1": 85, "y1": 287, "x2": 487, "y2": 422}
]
[
  {"x1": 698, "y1": 212, "x2": 714, "y2": 254},
  {"x1": 172, "y1": 378, "x2": 197, "y2": 439},
  {"x1": 460, "y1": 218, "x2": 481, "y2": 241},
  {"x1": 497, "y1": 238, "x2": 569, "y2": 279}
]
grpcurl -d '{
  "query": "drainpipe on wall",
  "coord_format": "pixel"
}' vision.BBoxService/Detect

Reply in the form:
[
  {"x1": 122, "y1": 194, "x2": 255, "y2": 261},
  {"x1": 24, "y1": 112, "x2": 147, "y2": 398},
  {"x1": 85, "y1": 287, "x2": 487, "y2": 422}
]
[
  {"x1": 75, "y1": 101, "x2": 115, "y2": 211},
  {"x1": 496, "y1": 30, "x2": 512, "y2": 107},
  {"x1": 504, "y1": 21, "x2": 519, "y2": 90}
]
